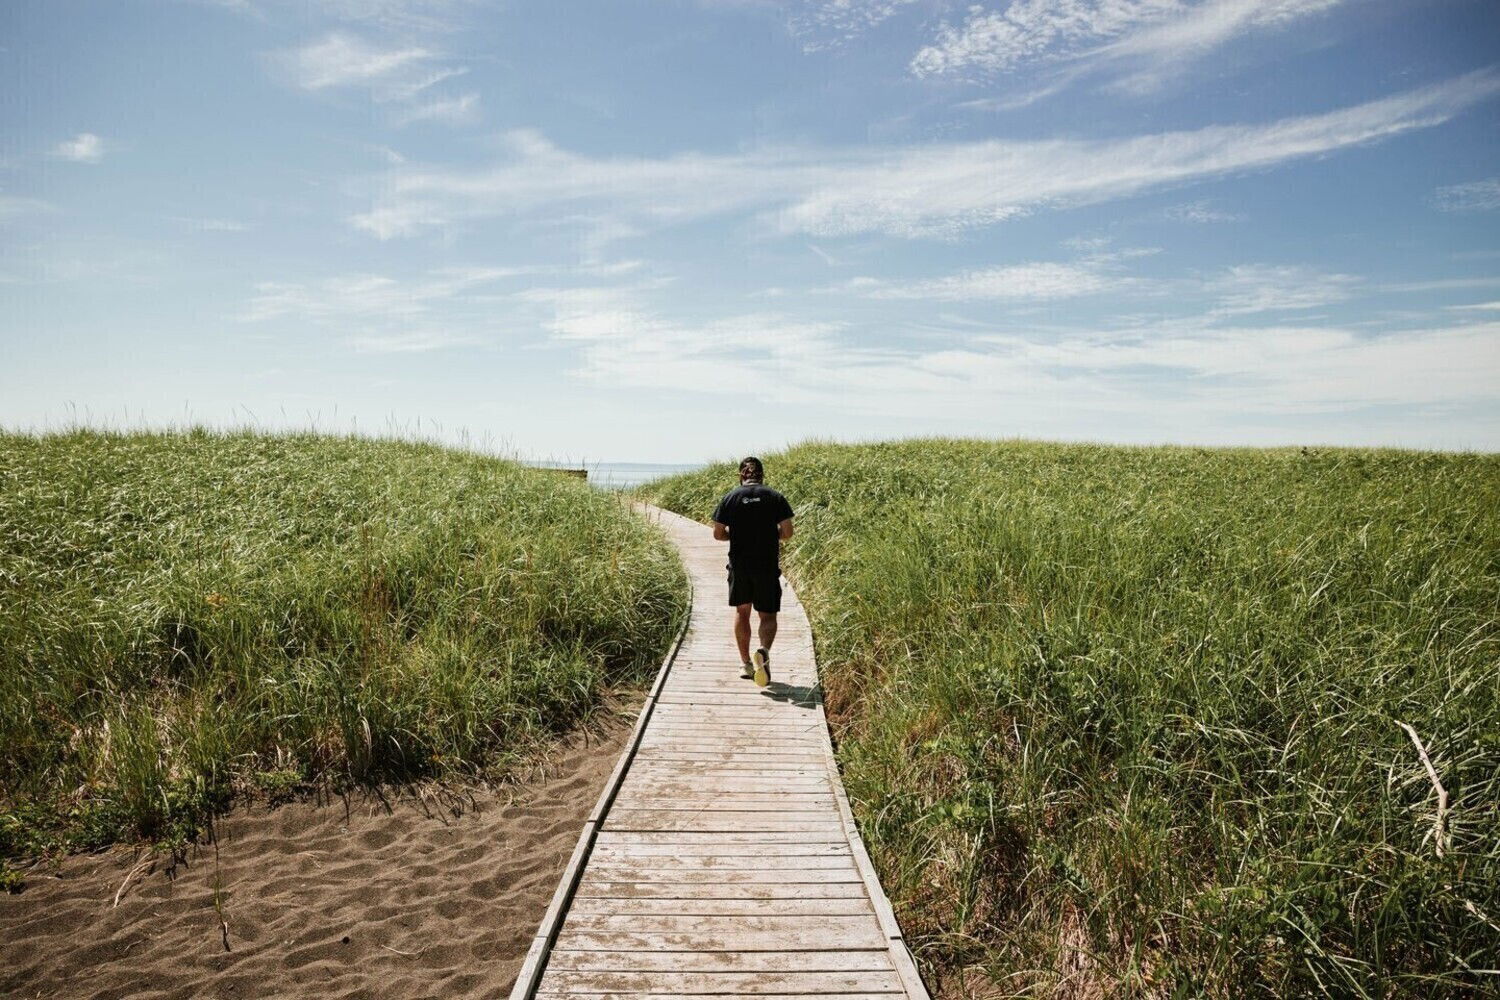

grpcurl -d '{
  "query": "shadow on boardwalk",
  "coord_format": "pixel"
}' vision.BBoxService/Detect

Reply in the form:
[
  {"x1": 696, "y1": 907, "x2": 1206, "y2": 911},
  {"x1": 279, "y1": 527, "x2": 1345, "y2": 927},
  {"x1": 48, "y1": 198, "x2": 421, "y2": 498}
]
[{"x1": 758, "y1": 681, "x2": 821, "y2": 709}]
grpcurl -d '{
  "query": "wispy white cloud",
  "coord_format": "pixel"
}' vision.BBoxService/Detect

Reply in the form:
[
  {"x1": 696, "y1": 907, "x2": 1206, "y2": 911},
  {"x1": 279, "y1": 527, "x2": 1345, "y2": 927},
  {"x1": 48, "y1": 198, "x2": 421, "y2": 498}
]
[
  {"x1": 239, "y1": 262, "x2": 641, "y2": 352},
  {"x1": 1433, "y1": 176, "x2": 1500, "y2": 213},
  {"x1": 831, "y1": 256, "x2": 1352, "y2": 317},
  {"x1": 273, "y1": 32, "x2": 477, "y2": 127},
  {"x1": 52, "y1": 133, "x2": 105, "y2": 163},
  {"x1": 807, "y1": 243, "x2": 842, "y2": 267},
  {"x1": 393, "y1": 91, "x2": 481, "y2": 126},
  {"x1": 790, "y1": 0, "x2": 923, "y2": 51},
  {"x1": 954, "y1": 79, "x2": 1072, "y2": 112},
  {"x1": 283, "y1": 33, "x2": 431, "y2": 89},
  {"x1": 913, "y1": 0, "x2": 1347, "y2": 98},
  {"x1": 1095, "y1": 0, "x2": 1345, "y2": 94},
  {"x1": 1382, "y1": 276, "x2": 1500, "y2": 293},
  {"x1": 836, "y1": 261, "x2": 1125, "y2": 300},
  {"x1": 784, "y1": 71, "x2": 1496, "y2": 237},
  {"x1": 975, "y1": 320, "x2": 1500, "y2": 413},
  {"x1": 1204, "y1": 264, "x2": 1359, "y2": 316},
  {"x1": 521, "y1": 277, "x2": 1500, "y2": 424},
  {"x1": 241, "y1": 265, "x2": 531, "y2": 322},
  {"x1": 912, "y1": 0, "x2": 1183, "y2": 78},
  {"x1": 351, "y1": 73, "x2": 1500, "y2": 242},
  {"x1": 1165, "y1": 198, "x2": 1243, "y2": 223},
  {"x1": 379, "y1": 66, "x2": 470, "y2": 101}
]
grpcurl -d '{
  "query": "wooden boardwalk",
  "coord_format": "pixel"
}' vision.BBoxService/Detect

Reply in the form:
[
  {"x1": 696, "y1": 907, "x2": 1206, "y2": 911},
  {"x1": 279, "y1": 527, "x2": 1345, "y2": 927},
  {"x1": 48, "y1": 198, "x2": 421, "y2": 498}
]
[{"x1": 510, "y1": 504, "x2": 929, "y2": 999}]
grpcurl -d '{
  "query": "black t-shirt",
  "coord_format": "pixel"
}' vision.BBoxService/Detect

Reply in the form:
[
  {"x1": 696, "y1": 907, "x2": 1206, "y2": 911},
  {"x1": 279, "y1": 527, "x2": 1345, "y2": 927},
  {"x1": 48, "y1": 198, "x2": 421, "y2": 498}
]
[{"x1": 712, "y1": 483, "x2": 794, "y2": 574}]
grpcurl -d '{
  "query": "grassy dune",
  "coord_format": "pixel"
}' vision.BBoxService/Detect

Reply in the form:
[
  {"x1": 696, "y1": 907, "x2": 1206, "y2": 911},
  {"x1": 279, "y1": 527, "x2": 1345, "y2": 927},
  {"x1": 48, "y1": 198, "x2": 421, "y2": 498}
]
[
  {"x1": 639, "y1": 440, "x2": 1499, "y2": 998},
  {"x1": 0, "y1": 431, "x2": 686, "y2": 877}
]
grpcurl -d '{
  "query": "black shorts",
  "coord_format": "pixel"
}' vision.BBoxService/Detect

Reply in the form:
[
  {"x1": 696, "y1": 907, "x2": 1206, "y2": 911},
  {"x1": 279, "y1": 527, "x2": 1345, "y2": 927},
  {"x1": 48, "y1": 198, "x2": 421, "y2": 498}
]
[{"x1": 727, "y1": 566, "x2": 782, "y2": 613}]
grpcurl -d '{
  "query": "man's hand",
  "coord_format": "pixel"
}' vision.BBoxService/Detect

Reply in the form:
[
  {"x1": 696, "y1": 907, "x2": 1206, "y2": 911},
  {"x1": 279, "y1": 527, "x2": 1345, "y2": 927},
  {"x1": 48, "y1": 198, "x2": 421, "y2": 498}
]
[
  {"x1": 777, "y1": 517, "x2": 794, "y2": 541},
  {"x1": 712, "y1": 521, "x2": 730, "y2": 541}
]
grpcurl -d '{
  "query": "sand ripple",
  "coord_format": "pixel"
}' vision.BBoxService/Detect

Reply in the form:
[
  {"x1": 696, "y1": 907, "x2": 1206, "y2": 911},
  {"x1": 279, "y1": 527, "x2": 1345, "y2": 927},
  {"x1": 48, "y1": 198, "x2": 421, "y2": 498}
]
[{"x1": 0, "y1": 715, "x2": 633, "y2": 999}]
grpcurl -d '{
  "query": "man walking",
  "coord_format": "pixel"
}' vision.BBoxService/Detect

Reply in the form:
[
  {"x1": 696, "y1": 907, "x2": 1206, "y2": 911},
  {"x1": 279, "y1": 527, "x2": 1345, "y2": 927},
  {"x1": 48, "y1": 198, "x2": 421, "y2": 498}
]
[{"x1": 711, "y1": 456, "x2": 794, "y2": 687}]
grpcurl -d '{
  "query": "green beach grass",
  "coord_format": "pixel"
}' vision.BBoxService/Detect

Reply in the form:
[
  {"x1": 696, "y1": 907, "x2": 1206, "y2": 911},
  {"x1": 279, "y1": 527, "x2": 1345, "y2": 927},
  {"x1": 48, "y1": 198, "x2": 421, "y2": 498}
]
[
  {"x1": 638, "y1": 439, "x2": 1499, "y2": 998},
  {"x1": 0, "y1": 430, "x2": 686, "y2": 882}
]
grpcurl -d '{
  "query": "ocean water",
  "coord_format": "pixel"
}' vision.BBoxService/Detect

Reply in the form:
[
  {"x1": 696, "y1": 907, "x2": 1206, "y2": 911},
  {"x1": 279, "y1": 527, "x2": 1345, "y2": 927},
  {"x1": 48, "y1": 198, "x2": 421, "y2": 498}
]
[{"x1": 527, "y1": 461, "x2": 707, "y2": 491}]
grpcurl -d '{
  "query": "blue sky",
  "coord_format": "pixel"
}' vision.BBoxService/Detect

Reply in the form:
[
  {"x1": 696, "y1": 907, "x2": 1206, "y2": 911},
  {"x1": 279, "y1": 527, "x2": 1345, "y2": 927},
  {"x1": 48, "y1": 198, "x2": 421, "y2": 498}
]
[{"x1": 2, "y1": 0, "x2": 1497, "y2": 462}]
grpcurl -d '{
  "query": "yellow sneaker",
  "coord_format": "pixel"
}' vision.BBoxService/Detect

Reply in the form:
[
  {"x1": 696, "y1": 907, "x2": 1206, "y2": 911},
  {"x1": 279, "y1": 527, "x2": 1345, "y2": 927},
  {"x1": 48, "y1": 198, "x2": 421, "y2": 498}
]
[{"x1": 752, "y1": 648, "x2": 770, "y2": 687}]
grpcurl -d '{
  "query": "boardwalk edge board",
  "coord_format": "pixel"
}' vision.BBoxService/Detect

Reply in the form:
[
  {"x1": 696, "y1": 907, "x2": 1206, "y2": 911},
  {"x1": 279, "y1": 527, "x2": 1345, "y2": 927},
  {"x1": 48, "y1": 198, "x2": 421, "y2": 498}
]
[{"x1": 509, "y1": 503, "x2": 932, "y2": 999}]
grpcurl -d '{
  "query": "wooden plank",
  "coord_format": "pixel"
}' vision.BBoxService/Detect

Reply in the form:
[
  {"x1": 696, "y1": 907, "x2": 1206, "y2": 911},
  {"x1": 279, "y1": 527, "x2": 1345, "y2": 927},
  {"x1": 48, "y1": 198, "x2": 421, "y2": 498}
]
[
  {"x1": 620, "y1": 778, "x2": 834, "y2": 792},
  {"x1": 561, "y1": 913, "x2": 879, "y2": 934},
  {"x1": 538, "y1": 994, "x2": 899, "y2": 1000},
  {"x1": 584, "y1": 856, "x2": 855, "y2": 872},
  {"x1": 591, "y1": 830, "x2": 846, "y2": 846},
  {"x1": 547, "y1": 928, "x2": 881, "y2": 952},
  {"x1": 609, "y1": 800, "x2": 838, "y2": 813},
  {"x1": 581, "y1": 868, "x2": 861, "y2": 885},
  {"x1": 588, "y1": 844, "x2": 850, "y2": 858},
  {"x1": 630, "y1": 758, "x2": 829, "y2": 768},
  {"x1": 537, "y1": 970, "x2": 904, "y2": 993},
  {"x1": 625, "y1": 765, "x2": 829, "y2": 777},
  {"x1": 572, "y1": 882, "x2": 869, "y2": 900},
  {"x1": 640, "y1": 728, "x2": 821, "y2": 738},
  {"x1": 608, "y1": 799, "x2": 837, "y2": 812},
  {"x1": 545, "y1": 949, "x2": 895, "y2": 972},
  {"x1": 564, "y1": 897, "x2": 871, "y2": 917},
  {"x1": 644, "y1": 720, "x2": 821, "y2": 730},
  {"x1": 650, "y1": 710, "x2": 813, "y2": 719},
  {"x1": 638, "y1": 739, "x2": 823, "y2": 750},
  {"x1": 634, "y1": 749, "x2": 827, "y2": 761},
  {"x1": 537, "y1": 995, "x2": 894, "y2": 1000},
  {"x1": 615, "y1": 785, "x2": 834, "y2": 803},
  {"x1": 602, "y1": 816, "x2": 845, "y2": 834}
]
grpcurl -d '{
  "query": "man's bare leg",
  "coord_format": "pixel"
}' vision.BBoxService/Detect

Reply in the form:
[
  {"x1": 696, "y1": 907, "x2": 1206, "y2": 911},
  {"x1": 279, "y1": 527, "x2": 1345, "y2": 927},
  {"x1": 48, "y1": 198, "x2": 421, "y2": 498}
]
[
  {"x1": 734, "y1": 604, "x2": 754, "y2": 674},
  {"x1": 752, "y1": 611, "x2": 777, "y2": 686},
  {"x1": 757, "y1": 611, "x2": 777, "y2": 654}
]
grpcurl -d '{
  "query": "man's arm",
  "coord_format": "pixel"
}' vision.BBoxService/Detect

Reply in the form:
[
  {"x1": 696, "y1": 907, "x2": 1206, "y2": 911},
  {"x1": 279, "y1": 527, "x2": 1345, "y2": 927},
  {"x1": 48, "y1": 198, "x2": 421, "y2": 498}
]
[
  {"x1": 713, "y1": 521, "x2": 730, "y2": 541},
  {"x1": 777, "y1": 517, "x2": 794, "y2": 541}
]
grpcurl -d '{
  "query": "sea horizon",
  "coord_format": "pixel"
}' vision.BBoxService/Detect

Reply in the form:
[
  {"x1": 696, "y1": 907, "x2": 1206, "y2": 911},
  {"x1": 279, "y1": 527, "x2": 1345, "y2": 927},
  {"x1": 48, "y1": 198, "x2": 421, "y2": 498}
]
[{"x1": 524, "y1": 460, "x2": 707, "y2": 490}]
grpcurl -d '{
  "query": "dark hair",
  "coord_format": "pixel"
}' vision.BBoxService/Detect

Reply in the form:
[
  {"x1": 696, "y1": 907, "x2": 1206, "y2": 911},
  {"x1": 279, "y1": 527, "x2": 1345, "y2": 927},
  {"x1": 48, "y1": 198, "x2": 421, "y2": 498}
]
[{"x1": 739, "y1": 456, "x2": 764, "y2": 481}]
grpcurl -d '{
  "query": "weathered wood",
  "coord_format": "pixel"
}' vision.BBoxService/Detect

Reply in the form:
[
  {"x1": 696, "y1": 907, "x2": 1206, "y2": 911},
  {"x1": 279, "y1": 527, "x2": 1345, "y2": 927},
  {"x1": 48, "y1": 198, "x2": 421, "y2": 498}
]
[
  {"x1": 587, "y1": 843, "x2": 849, "y2": 858},
  {"x1": 602, "y1": 816, "x2": 845, "y2": 834},
  {"x1": 564, "y1": 897, "x2": 871, "y2": 916},
  {"x1": 620, "y1": 779, "x2": 834, "y2": 792},
  {"x1": 561, "y1": 913, "x2": 880, "y2": 934},
  {"x1": 572, "y1": 881, "x2": 869, "y2": 900},
  {"x1": 580, "y1": 867, "x2": 862, "y2": 884},
  {"x1": 584, "y1": 855, "x2": 855, "y2": 870},
  {"x1": 591, "y1": 830, "x2": 846, "y2": 845},
  {"x1": 545, "y1": 948, "x2": 895, "y2": 972},
  {"x1": 537, "y1": 994, "x2": 900, "y2": 1000},
  {"x1": 511, "y1": 504, "x2": 929, "y2": 999},
  {"x1": 634, "y1": 749, "x2": 828, "y2": 761},
  {"x1": 537, "y1": 970, "x2": 904, "y2": 993},
  {"x1": 625, "y1": 766, "x2": 830, "y2": 778}
]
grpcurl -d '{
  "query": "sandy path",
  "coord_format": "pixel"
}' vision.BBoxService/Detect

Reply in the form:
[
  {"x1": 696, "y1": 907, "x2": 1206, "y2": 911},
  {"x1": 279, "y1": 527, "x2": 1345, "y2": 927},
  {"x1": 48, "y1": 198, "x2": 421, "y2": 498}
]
[{"x1": 0, "y1": 705, "x2": 637, "y2": 1000}]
